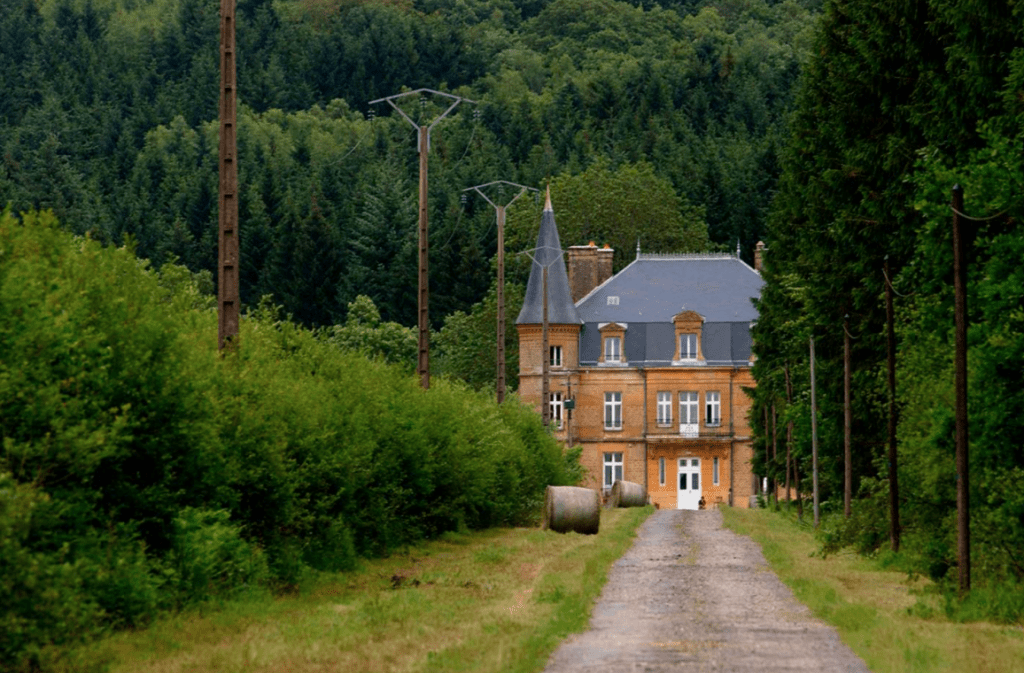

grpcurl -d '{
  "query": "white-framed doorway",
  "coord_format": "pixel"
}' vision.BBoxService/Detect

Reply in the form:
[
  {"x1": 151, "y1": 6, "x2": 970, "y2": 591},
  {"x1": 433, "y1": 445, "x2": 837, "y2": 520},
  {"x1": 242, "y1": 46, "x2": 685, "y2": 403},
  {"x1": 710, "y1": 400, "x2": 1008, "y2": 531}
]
[{"x1": 677, "y1": 457, "x2": 702, "y2": 510}]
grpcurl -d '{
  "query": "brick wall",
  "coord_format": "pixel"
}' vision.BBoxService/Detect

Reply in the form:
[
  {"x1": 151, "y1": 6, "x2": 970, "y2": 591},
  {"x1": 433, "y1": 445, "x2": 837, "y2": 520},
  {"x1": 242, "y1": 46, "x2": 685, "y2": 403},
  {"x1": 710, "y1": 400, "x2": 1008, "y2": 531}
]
[{"x1": 519, "y1": 324, "x2": 760, "y2": 510}]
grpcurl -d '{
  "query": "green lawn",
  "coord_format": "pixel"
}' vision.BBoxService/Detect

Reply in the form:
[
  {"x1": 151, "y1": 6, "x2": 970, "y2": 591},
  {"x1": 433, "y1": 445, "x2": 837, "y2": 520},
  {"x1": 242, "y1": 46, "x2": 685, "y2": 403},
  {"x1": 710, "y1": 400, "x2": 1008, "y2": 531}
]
[
  {"x1": 61, "y1": 507, "x2": 653, "y2": 673},
  {"x1": 721, "y1": 506, "x2": 1024, "y2": 673}
]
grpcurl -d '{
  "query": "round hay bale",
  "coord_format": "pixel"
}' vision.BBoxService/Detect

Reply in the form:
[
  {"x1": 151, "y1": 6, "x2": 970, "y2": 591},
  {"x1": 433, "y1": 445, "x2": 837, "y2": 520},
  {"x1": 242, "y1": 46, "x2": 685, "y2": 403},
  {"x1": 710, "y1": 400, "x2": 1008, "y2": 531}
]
[
  {"x1": 543, "y1": 486, "x2": 600, "y2": 535},
  {"x1": 609, "y1": 480, "x2": 647, "y2": 508}
]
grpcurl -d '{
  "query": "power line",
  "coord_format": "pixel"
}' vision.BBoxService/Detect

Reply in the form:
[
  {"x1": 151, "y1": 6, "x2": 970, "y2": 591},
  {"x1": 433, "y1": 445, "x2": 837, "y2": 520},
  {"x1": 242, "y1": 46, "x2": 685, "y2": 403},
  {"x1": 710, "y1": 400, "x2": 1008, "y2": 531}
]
[
  {"x1": 465, "y1": 181, "x2": 539, "y2": 404},
  {"x1": 369, "y1": 88, "x2": 477, "y2": 389}
]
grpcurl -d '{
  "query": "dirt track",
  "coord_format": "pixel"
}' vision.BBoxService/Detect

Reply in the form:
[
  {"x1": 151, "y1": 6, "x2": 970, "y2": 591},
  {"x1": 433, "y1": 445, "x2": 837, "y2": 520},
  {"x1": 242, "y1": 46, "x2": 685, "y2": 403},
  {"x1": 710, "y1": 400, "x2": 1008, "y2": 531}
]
[{"x1": 542, "y1": 508, "x2": 872, "y2": 672}]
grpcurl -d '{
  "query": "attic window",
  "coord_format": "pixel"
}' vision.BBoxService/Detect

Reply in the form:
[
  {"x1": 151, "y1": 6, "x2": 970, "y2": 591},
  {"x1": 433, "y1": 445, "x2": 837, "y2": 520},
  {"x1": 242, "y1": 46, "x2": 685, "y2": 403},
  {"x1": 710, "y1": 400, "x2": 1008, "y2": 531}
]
[
  {"x1": 607, "y1": 296, "x2": 619, "y2": 306},
  {"x1": 598, "y1": 322, "x2": 627, "y2": 365},
  {"x1": 673, "y1": 310, "x2": 705, "y2": 365}
]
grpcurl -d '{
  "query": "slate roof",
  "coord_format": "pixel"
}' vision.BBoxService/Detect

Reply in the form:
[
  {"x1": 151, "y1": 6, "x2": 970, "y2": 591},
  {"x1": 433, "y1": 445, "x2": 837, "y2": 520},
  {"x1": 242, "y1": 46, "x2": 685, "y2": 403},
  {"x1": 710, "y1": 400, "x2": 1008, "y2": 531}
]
[
  {"x1": 515, "y1": 192, "x2": 582, "y2": 325},
  {"x1": 576, "y1": 254, "x2": 763, "y2": 365}
]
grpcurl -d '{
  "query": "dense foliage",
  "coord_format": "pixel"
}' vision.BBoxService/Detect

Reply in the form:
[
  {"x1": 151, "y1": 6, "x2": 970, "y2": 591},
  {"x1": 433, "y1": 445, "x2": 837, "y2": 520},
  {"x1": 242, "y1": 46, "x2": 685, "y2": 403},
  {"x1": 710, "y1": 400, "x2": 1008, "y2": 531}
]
[
  {"x1": 0, "y1": 0, "x2": 817, "y2": 339},
  {"x1": 0, "y1": 211, "x2": 582, "y2": 671},
  {"x1": 751, "y1": 0, "x2": 1024, "y2": 614}
]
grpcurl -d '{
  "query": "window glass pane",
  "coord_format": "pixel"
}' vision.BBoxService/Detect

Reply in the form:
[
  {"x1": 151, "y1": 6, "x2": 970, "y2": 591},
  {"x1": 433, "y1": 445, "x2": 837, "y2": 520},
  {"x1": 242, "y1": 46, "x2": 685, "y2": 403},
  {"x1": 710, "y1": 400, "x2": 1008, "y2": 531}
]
[
  {"x1": 692, "y1": 472, "x2": 699, "y2": 490},
  {"x1": 659, "y1": 458, "x2": 665, "y2": 485},
  {"x1": 691, "y1": 459, "x2": 699, "y2": 467},
  {"x1": 605, "y1": 464, "x2": 612, "y2": 486},
  {"x1": 615, "y1": 465, "x2": 622, "y2": 482},
  {"x1": 680, "y1": 333, "x2": 697, "y2": 358},
  {"x1": 679, "y1": 473, "x2": 686, "y2": 489}
]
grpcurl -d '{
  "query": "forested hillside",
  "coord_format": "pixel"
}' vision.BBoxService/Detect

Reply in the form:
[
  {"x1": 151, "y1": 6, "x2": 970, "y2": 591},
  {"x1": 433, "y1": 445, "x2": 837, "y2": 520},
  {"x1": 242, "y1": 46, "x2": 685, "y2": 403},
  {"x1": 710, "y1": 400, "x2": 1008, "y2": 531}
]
[
  {"x1": 751, "y1": 0, "x2": 1024, "y2": 615},
  {"x1": 0, "y1": 0, "x2": 818, "y2": 341}
]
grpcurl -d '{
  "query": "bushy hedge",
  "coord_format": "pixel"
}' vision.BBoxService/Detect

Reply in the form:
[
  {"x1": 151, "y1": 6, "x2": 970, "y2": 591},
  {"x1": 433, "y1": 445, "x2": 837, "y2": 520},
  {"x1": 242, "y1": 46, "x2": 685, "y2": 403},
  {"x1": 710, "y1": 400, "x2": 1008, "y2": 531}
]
[{"x1": 0, "y1": 211, "x2": 582, "y2": 670}]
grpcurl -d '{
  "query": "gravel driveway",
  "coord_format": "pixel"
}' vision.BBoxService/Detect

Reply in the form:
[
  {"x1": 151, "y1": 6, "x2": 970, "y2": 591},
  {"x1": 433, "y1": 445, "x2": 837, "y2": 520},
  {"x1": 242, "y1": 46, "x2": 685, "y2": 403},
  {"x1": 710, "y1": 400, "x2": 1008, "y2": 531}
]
[{"x1": 542, "y1": 508, "x2": 872, "y2": 672}]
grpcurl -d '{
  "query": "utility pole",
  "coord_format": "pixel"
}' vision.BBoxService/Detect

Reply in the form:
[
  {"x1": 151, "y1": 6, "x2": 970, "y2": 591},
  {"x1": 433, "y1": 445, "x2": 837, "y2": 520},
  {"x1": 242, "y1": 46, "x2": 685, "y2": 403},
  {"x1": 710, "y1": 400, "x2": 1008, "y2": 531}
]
[
  {"x1": 844, "y1": 313, "x2": 852, "y2": 518},
  {"x1": 369, "y1": 89, "x2": 475, "y2": 389},
  {"x1": 218, "y1": 0, "x2": 239, "y2": 351},
  {"x1": 789, "y1": 358, "x2": 803, "y2": 520},
  {"x1": 464, "y1": 181, "x2": 538, "y2": 404},
  {"x1": 771, "y1": 402, "x2": 778, "y2": 506},
  {"x1": 810, "y1": 335, "x2": 820, "y2": 528},
  {"x1": 762, "y1": 405, "x2": 770, "y2": 498},
  {"x1": 952, "y1": 184, "x2": 970, "y2": 595},
  {"x1": 784, "y1": 361, "x2": 794, "y2": 506},
  {"x1": 884, "y1": 256, "x2": 901, "y2": 551}
]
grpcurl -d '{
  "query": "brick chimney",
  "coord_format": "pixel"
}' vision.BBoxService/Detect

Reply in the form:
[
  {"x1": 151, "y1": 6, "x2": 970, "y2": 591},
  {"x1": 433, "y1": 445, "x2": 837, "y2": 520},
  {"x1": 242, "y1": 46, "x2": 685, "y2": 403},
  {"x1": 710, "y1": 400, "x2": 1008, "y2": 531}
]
[
  {"x1": 568, "y1": 242, "x2": 614, "y2": 302},
  {"x1": 755, "y1": 241, "x2": 766, "y2": 272},
  {"x1": 598, "y1": 244, "x2": 613, "y2": 288}
]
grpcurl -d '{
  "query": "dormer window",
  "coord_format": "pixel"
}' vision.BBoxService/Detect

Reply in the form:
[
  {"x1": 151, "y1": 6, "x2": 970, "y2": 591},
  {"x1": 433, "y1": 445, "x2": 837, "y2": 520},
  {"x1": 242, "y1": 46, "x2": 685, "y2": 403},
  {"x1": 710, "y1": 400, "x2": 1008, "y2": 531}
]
[
  {"x1": 679, "y1": 333, "x2": 698, "y2": 360},
  {"x1": 605, "y1": 336, "x2": 621, "y2": 362},
  {"x1": 598, "y1": 323, "x2": 627, "y2": 365},
  {"x1": 672, "y1": 311, "x2": 705, "y2": 365}
]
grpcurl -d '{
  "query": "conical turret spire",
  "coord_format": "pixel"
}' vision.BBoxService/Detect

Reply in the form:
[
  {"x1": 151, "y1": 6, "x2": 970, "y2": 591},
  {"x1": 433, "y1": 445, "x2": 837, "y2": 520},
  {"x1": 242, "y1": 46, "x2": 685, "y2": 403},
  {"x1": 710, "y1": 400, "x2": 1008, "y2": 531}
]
[{"x1": 516, "y1": 189, "x2": 582, "y2": 325}]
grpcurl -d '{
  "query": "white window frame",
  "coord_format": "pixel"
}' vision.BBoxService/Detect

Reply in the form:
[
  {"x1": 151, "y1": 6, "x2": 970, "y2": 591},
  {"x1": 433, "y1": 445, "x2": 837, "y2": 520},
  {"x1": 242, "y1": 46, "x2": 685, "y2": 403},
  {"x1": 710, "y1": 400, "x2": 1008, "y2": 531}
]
[
  {"x1": 679, "y1": 391, "x2": 699, "y2": 436},
  {"x1": 713, "y1": 457, "x2": 720, "y2": 485},
  {"x1": 603, "y1": 452, "x2": 623, "y2": 492},
  {"x1": 604, "y1": 336, "x2": 621, "y2": 363},
  {"x1": 656, "y1": 391, "x2": 672, "y2": 426},
  {"x1": 549, "y1": 392, "x2": 563, "y2": 429},
  {"x1": 550, "y1": 345, "x2": 563, "y2": 368},
  {"x1": 604, "y1": 391, "x2": 622, "y2": 430},
  {"x1": 705, "y1": 391, "x2": 721, "y2": 427},
  {"x1": 679, "y1": 332, "x2": 698, "y2": 360}
]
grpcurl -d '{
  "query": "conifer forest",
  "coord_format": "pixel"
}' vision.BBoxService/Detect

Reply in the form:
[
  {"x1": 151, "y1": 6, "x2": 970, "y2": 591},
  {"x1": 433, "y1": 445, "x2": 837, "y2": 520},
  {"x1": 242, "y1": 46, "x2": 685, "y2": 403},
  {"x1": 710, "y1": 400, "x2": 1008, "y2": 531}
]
[{"x1": 1, "y1": 0, "x2": 1023, "y2": 668}]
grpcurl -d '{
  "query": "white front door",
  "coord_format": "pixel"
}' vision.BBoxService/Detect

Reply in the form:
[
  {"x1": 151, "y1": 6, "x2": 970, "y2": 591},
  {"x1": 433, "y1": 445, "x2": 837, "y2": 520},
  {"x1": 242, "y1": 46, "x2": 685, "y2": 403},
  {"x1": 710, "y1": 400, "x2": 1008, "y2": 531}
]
[{"x1": 677, "y1": 458, "x2": 702, "y2": 510}]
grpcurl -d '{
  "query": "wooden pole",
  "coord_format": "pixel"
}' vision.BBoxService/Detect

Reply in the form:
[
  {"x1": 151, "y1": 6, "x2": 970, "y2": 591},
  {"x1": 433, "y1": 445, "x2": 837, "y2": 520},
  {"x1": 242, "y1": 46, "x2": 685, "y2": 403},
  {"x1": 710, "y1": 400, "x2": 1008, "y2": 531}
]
[
  {"x1": 884, "y1": 258, "x2": 901, "y2": 551},
  {"x1": 794, "y1": 453, "x2": 803, "y2": 520},
  {"x1": 218, "y1": 0, "x2": 239, "y2": 351},
  {"x1": 844, "y1": 313, "x2": 852, "y2": 518},
  {"x1": 784, "y1": 361, "x2": 793, "y2": 504},
  {"x1": 496, "y1": 205, "x2": 506, "y2": 404},
  {"x1": 952, "y1": 184, "x2": 970, "y2": 594},
  {"x1": 417, "y1": 126, "x2": 430, "y2": 389},
  {"x1": 771, "y1": 402, "x2": 778, "y2": 504},
  {"x1": 763, "y1": 405, "x2": 770, "y2": 497},
  {"x1": 810, "y1": 335, "x2": 820, "y2": 528}
]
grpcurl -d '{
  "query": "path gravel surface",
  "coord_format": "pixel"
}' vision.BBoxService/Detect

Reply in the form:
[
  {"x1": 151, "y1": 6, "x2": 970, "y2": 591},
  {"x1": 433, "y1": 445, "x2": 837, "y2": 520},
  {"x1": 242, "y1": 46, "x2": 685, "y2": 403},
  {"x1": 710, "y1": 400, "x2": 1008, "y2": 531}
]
[{"x1": 542, "y1": 508, "x2": 872, "y2": 672}]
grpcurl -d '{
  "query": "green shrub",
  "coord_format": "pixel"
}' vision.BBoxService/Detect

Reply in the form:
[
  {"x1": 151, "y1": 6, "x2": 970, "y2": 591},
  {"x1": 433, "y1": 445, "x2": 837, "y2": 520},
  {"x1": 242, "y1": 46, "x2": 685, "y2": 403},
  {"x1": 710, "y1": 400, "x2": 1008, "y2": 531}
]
[
  {"x1": 0, "y1": 474, "x2": 101, "y2": 671},
  {"x1": 941, "y1": 578, "x2": 1024, "y2": 624},
  {"x1": 169, "y1": 508, "x2": 269, "y2": 605},
  {"x1": 0, "y1": 211, "x2": 583, "y2": 666}
]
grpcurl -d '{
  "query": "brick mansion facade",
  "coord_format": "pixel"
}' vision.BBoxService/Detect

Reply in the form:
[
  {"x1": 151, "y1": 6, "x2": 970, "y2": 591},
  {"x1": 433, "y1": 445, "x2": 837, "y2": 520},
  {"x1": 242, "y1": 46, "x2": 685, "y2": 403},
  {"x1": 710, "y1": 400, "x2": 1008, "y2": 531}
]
[{"x1": 517, "y1": 191, "x2": 764, "y2": 509}]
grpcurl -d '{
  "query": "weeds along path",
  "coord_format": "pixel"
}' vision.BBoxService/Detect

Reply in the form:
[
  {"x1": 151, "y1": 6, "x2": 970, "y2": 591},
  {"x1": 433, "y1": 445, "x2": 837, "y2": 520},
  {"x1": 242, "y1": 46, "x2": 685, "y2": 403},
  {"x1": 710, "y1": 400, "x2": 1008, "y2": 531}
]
[{"x1": 542, "y1": 509, "x2": 871, "y2": 672}]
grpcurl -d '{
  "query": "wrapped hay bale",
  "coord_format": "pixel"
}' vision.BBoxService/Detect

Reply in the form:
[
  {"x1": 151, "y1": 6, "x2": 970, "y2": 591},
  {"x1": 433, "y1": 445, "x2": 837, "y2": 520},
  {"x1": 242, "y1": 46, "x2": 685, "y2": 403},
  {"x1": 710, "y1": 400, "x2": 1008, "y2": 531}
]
[
  {"x1": 609, "y1": 480, "x2": 647, "y2": 508},
  {"x1": 543, "y1": 486, "x2": 600, "y2": 535}
]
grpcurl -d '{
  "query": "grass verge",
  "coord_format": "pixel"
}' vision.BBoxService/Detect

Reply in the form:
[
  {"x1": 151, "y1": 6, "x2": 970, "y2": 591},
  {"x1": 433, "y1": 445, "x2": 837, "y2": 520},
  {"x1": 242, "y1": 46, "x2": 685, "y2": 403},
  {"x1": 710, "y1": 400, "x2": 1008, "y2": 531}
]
[
  {"x1": 60, "y1": 506, "x2": 653, "y2": 673},
  {"x1": 721, "y1": 506, "x2": 1024, "y2": 673}
]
